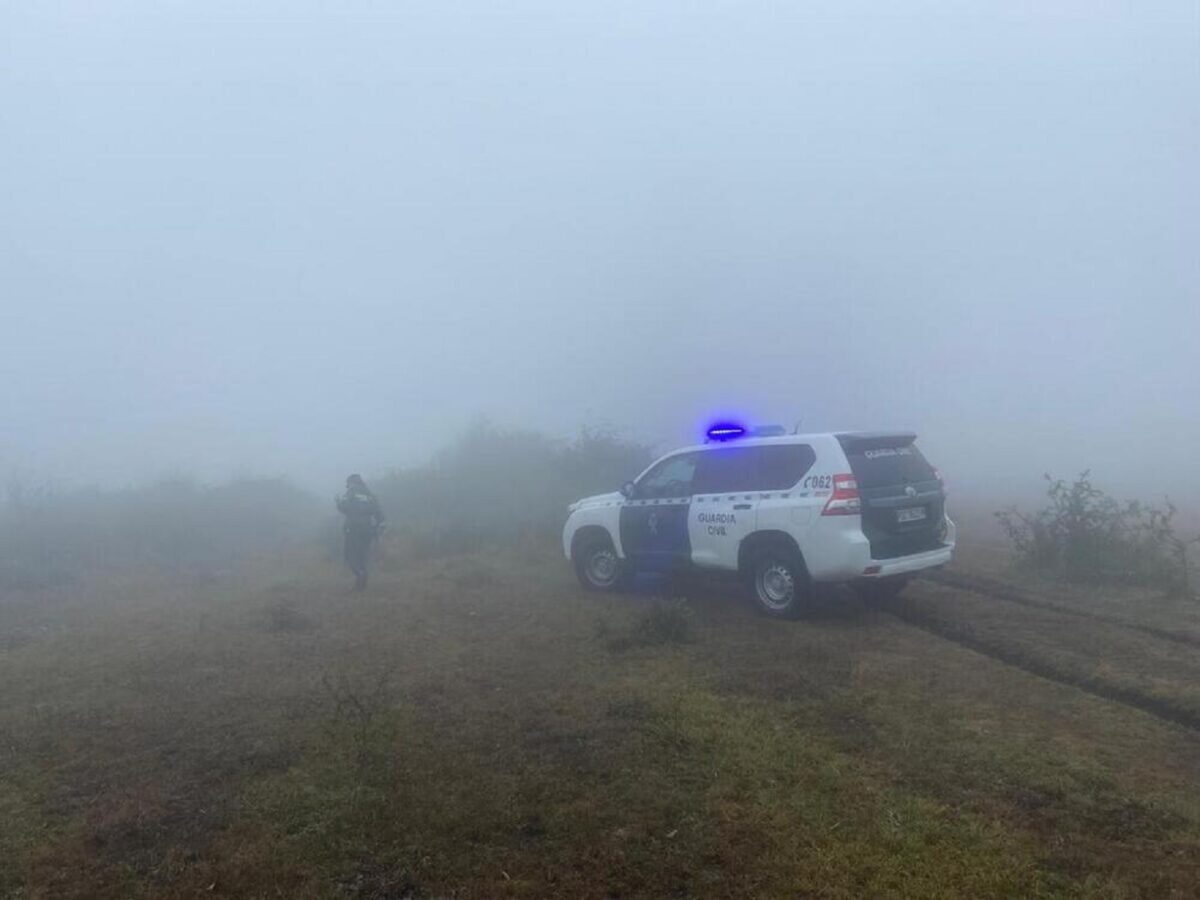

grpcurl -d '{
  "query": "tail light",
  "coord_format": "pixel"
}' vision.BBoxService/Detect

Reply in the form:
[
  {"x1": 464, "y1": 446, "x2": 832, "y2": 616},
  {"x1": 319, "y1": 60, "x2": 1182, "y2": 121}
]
[
  {"x1": 822, "y1": 474, "x2": 861, "y2": 516},
  {"x1": 933, "y1": 467, "x2": 947, "y2": 495}
]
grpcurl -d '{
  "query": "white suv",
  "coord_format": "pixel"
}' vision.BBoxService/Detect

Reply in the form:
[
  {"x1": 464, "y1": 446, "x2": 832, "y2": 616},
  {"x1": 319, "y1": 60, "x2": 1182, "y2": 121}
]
[{"x1": 562, "y1": 427, "x2": 955, "y2": 618}]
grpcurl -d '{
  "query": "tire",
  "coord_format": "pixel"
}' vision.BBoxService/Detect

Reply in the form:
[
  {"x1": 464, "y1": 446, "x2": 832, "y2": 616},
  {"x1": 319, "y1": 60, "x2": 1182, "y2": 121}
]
[
  {"x1": 854, "y1": 576, "x2": 909, "y2": 604},
  {"x1": 573, "y1": 534, "x2": 626, "y2": 593},
  {"x1": 747, "y1": 545, "x2": 811, "y2": 619}
]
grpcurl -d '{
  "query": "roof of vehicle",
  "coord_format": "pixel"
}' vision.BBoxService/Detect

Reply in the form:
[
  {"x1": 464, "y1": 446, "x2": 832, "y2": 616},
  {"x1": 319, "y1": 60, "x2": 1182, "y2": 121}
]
[
  {"x1": 669, "y1": 432, "x2": 837, "y2": 455},
  {"x1": 835, "y1": 430, "x2": 917, "y2": 443},
  {"x1": 665, "y1": 430, "x2": 918, "y2": 457}
]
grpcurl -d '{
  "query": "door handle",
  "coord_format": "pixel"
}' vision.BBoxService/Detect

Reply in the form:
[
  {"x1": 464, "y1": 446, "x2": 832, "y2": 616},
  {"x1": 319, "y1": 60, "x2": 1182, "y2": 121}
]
[{"x1": 733, "y1": 503, "x2": 752, "y2": 510}]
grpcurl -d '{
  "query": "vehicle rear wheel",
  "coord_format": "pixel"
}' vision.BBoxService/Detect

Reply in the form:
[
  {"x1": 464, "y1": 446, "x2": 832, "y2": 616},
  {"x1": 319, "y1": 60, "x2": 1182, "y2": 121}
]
[
  {"x1": 747, "y1": 547, "x2": 811, "y2": 619},
  {"x1": 573, "y1": 535, "x2": 626, "y2": 592}
]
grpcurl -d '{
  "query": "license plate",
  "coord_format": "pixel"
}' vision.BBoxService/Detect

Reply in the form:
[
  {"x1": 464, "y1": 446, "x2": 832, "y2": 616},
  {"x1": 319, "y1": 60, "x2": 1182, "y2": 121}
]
[{"x1": 896, "y1": 506, "x2": 927, "y2": 523}]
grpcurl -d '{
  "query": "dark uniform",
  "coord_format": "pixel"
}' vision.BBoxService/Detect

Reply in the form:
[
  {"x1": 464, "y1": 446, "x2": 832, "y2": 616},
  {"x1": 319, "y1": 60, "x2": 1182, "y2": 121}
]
[{"x1": 336, "y1": 475, "x2": 385, "y2": 591}]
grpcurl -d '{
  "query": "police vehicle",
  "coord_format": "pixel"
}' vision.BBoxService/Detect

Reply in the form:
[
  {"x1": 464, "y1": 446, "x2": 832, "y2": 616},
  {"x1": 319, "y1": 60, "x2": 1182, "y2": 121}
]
[{"x1": 563, "y1": 424, "x2": 955, "y2": 618}]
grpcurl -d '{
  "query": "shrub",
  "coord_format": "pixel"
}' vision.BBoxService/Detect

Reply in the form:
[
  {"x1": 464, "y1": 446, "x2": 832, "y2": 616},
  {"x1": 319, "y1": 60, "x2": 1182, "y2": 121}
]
[
  {"x1": 1, "y1": 420, "x2": 653, "y2": 585},
  {"x1": 0, "y1": 475, "x2": 321, "y2": 587},
  {"x1": 640, "y1": 597, "x2": 696, "y2": 644},
  {"x1": 996, "y1": 472, "x2": 1199, "y2": 594},
  {"x1": 264, "y1": 598, "x2": 315, "y2": 633},
  {"x1": 372, "y1": 420, "x2": 653, "y2": 554},
  {"x1": 601, "y1": 597, "x2": 695, "y2": 651}
]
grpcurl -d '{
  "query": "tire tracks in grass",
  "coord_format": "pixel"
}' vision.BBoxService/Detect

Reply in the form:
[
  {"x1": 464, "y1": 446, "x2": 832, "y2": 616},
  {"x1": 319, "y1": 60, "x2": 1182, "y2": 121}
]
[
  {"x1": 923, "y1": 569, "x2": 1200, "y2": 650},
  {"x1": 886, "y1": 588, "x2": 1200, "y2": 733}
]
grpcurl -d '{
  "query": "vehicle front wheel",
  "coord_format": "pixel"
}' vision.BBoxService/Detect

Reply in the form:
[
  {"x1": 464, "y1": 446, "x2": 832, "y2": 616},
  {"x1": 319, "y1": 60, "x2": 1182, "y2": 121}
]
[
  {"x1": 573, "y1": 535, "x2": 626, "y2": 592},
  {"x1": 747, "y1": 547, "x2": 811, "y2": 619}
]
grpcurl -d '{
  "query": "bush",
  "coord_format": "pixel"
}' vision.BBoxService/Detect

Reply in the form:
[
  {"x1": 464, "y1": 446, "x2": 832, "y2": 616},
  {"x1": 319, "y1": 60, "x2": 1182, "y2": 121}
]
[
  {"x1": 0, "y1": 475, "x2": 321, "y2": 587},
  {"x1": 263, "y1": 598, "x2": 315, "y2": 633},
  {"x1": 600, "y1": 598, "x2": 695, "y2": 651},
  {"x1": 0, "y1": 420, "x2": 653, "y2": 585},
  {"x1": 996, "y1": 472, "x2": 1199, "y2": 594},
  {"x1": 372, "y1": 420, "x2": 653, "y2": 555}
]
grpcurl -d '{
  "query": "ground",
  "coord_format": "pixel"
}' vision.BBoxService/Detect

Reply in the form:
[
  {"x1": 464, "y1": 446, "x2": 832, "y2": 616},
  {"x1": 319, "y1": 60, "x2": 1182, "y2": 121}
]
[{"x1": 3, "y1": 531, "x2": 1200, "y2": 898}]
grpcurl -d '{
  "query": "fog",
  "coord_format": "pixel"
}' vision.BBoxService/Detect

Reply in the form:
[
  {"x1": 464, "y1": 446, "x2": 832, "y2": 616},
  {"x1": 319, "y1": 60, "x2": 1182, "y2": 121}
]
[
  {"x1": 6, "y1": 8, "x2": 1200, "y2": 893},
  {"x1": 3, "y1": 1, "x2": 1197, "y2": 503}
]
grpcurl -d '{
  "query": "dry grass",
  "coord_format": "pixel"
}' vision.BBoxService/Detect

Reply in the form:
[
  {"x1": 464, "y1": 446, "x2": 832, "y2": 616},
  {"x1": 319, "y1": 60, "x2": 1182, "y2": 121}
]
[{"x1": 3, "y1": 538, "x2": 1200, "y2": 897}]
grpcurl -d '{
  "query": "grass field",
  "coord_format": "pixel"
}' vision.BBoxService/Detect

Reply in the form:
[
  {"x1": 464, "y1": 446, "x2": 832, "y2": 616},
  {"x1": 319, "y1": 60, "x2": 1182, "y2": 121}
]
[{"x1": 3, "y1": 531, "x2": 1200, "y2": 898}]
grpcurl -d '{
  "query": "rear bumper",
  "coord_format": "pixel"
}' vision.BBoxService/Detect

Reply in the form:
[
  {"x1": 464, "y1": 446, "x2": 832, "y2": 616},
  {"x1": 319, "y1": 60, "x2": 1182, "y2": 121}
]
[
  {"x1": 805, "y1": 514, "x2": 955, "y2": 582},
  {"x1": 862, "y1": 542, "x2": 954, "y2": 578}
]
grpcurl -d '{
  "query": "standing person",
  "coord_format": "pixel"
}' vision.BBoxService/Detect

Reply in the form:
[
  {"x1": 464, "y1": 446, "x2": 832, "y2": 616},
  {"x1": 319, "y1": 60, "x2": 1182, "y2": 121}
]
[{"x1": 336, "y1": 474, "x2": 386, "y2": 591}]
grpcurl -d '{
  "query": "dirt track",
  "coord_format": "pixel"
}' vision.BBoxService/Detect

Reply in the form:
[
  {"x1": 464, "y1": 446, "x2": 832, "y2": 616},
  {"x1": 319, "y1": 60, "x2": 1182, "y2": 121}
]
[
  {"x1": 924, "y1": 568, "x2": 1200, "y2": 648},
  {"x1": 893, "y1": 576, "x2": 1200, "y2": 732}
]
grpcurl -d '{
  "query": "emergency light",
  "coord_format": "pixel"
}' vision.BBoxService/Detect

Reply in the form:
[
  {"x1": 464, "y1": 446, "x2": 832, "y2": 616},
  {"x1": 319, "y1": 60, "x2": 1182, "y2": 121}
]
[
  {"x1": 706, "y1": 423, "x2": 746, "y2": 441},
  {"x1": 705, "y1": 423, "x2": 787, "y2": 442}
]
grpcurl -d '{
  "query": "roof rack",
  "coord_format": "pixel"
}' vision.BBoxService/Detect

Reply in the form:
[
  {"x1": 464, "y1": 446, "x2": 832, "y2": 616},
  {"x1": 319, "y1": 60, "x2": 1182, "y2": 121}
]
[{"x1": 751, "y1": 424, "x2": 786, "y2": 437}]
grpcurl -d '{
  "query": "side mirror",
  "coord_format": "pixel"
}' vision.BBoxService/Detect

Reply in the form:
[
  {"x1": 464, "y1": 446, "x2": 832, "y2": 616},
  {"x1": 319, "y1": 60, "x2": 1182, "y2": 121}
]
[{"x1": 619, "y1": 481, "x2": 636, "y2": 499}]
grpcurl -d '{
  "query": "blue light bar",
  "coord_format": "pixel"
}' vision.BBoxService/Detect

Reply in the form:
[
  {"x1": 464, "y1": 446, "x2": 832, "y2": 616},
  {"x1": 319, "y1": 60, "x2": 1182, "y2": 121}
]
[{"x1": 706, "y1": 422, "x2": 746, "y2": 441}]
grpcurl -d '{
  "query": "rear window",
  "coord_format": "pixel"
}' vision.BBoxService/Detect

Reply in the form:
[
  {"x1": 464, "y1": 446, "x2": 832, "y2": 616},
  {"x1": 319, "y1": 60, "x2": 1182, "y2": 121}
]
[
  {"x1": 842, "y1": 442, "x2": 937, "y2": 489},
  {"x1": 757, "y1": 444, "x2": 816, "y2": 489}
]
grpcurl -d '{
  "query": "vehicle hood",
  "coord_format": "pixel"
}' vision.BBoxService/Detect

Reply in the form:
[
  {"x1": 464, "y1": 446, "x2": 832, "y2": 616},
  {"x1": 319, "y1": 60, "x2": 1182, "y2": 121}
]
[{"x1": 568, "y1": 491, "x2": 622, "y2": 513}]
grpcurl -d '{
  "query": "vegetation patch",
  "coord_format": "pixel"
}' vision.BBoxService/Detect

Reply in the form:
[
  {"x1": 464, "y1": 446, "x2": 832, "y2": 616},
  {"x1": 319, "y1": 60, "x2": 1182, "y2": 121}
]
[
  {"x1": 996, "y1": 472, "x2": 1199, "y2": 594},
  {"x1": 6, "y1": 543, "x2": 1200, "y2": 896},
  {"x1": 597, "y1": 597, "x2": 695, "y2": 651},
  {"x1": 263, "y1": 598, "x2": 315, "y2": 633}
]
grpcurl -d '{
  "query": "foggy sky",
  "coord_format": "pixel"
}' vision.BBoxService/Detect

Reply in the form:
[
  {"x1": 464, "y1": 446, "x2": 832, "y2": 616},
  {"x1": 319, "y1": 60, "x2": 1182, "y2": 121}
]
[{"x1": 3, "y1": 1, "x2": 1197, "y2": 500}]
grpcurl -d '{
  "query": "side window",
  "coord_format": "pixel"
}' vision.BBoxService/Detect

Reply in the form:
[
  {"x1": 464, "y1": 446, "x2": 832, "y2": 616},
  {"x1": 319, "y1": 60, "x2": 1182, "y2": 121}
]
[
  {"x1": 635, "y1": 453, "x2": 700, "y2": 499},
  {"x1": 757, "y1": 444, "x2": 816, "y2": 489},
  {"x1": 693, "y1": 447, "x2": 759, "y2": 494}
]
